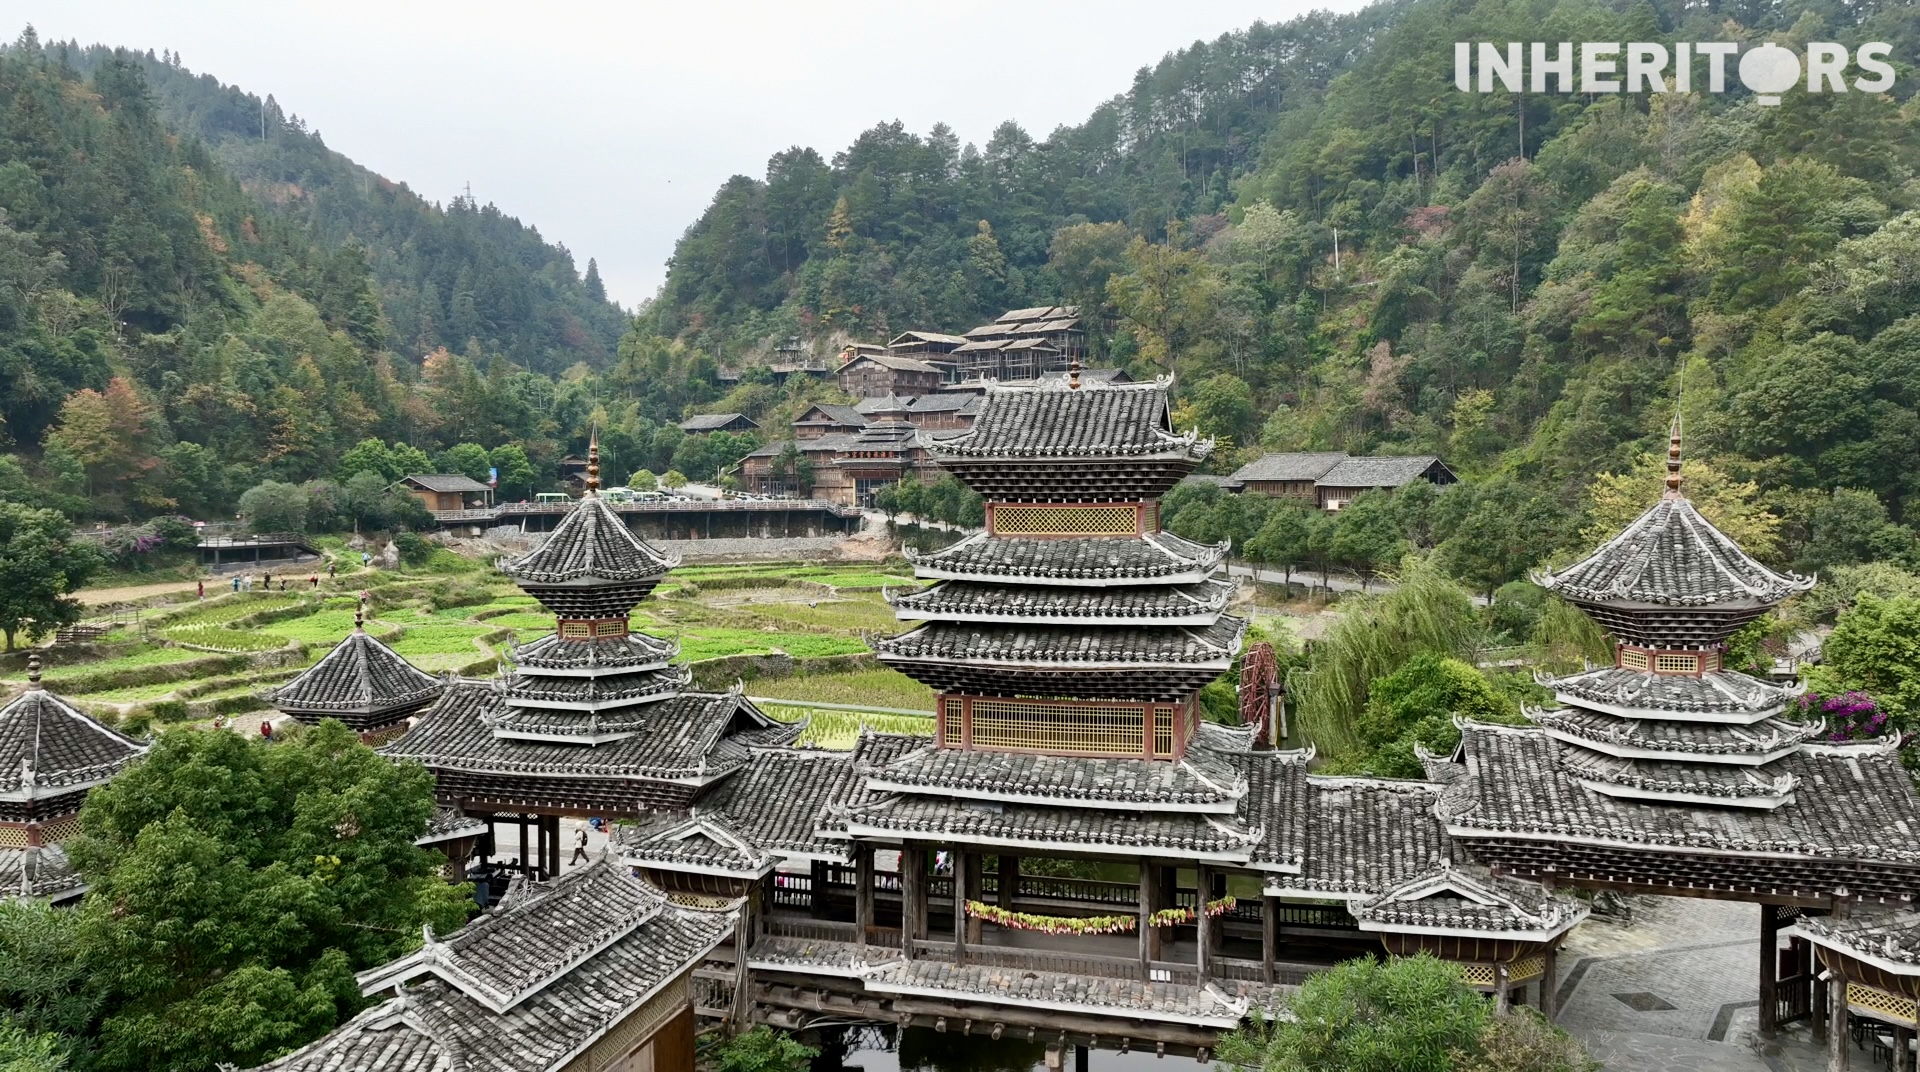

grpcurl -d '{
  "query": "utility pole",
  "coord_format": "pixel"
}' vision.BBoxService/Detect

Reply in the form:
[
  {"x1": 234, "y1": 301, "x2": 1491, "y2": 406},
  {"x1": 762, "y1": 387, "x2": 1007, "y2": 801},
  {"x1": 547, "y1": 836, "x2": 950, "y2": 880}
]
[{"x1": 1332, "y1": 228, "x2": 1341, "y2": 280}]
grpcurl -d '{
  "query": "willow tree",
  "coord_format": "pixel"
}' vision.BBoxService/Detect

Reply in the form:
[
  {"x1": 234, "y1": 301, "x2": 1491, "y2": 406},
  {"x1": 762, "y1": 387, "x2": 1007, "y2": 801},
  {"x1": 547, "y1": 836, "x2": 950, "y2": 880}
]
[{"x1": 1290, "y1": 557, "x2": 1482, "y2": 760}]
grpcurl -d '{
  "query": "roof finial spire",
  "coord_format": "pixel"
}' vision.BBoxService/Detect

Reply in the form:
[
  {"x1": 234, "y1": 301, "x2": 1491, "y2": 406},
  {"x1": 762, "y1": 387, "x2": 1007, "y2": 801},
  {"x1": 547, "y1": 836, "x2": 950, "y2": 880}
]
[
  {"x1": 585, "y1": 425, "x2": 601, "y2": 495},
  {"x1": 1068, "y1": 353, "x2": 1081, "y2": 390},
  {"x1": 1663, "y1": 411, "x2": 1683, "y2": 500},
  {"x1": 25, "y1": 652, "x2": 41, "y2": 689},
  {"x1": 354, "y1": 594, "x2": 366, "y2": 633}
]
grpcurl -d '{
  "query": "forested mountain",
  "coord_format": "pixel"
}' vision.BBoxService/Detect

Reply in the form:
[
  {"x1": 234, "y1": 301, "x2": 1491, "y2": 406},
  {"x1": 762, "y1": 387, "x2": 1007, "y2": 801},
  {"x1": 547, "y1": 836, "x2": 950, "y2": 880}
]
[
  {"x1": 0, "y1": 30, "x2": 722, "y2": 522},
  {"x1": 67, "y1": 45, "x2": 631, "y2": 374}
]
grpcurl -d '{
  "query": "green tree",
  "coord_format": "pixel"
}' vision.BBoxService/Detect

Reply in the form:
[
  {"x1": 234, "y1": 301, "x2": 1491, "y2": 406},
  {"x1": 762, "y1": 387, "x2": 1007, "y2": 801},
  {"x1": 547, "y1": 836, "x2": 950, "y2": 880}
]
[
  {"x1": 1329, "y1": 492, "x2": 1406, "y2": 587},
  {"x1": 628, "y1": 469, "x2": 659, "y2": 492},
  {"x1": 661, "y1": 470, "x2": 687, "y2": 489},
  {"x1": 0, "y1": 1022, "x2": 65, "y2": 1072},
  {"x1": 1437, "y1": 478, "x2": 1569, "y2": 600},
  {"x1": 1346, "y1": 653, "x2": 1522, "y2": 778},
  {"x1": 434, "y1": 443, "x2": 492, "y2": 483},
  {"x1": 70, "y1": 723, "x2": 472, "y2": 1072},
  {"x1": 488, "y1": 444, "x2": 536, "y2": 499},
  {"x1": 1246, "y1": 502, "x2": 1314, "y2": 584},
  {"x1": 335, "y1": 439, "x2": 397, "y2": 483},
  {"x1": 0, "y1": 502, "x2": 103, "y2": 650},
  {"x1": 1217, "y1": 954, "x2": 1491, "y2": 1072},
  {"x1": 237, "y1": 481, "x2": 311, "y2": 533},
  {"x1": 1816, "y1": 593, "x2": 1920, "y2": 727}
]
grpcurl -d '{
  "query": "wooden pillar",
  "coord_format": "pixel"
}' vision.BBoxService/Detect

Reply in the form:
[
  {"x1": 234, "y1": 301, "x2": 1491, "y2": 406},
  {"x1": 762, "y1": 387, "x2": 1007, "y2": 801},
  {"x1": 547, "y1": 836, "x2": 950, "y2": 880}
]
[
  {"x1": 730, "y1": 885, "x2": 753, "y2": 1032},
  {"x1": 1541, "y1": 945, "x2": 1560, "y2": 1022},
  {"x1": 1137, "y1": 861, "x2": 1154, "y2": 977},
  {"x1": 1195, "y1": 865, "x2": 1213, "y2": 978},
  {"x1": 997, "y1": 855, "x2": 1018, "y2": 910},
  {"x1": 546, "y1": 816, "x2": 561, "y2": 879},
  {"x1": 1494, "y1": 961, "x2": 1511, "y2": 1015},
  {"x1": 1827, "y1": 966, "x2": 1850, "y2": 1071},
  {"x1": 1145, "y1": 863, "x2": 1165, "y2": 961},
  {"x1": 1893, "y1": 1026, "x2": 1913, "y2": 1072},
  {"x1": 854, "y1": 845, "x2": 875, "y2": 954},
  {"x1": 1261, "y1": 896, "x2": 1278, "y2": 985},
  {"x1": 901, "y1": 845, "x2": 924, "y2": 961},
  {"x1": 965, "y1": 853, "x2": 984, "y2": 944},
  {"x1": 519, "y1": 818, "x2": 531, "y2": 875},
  {"x1": 810, "y1": 860, "x2": 830, "y2": 920},
  {"x1": 1760, "y1": 905, "x2": 1781, "y2": 1038},
  {"x1": 1209, "y1": 870, "x2": 1226, "y2": 955},
  {"x1": 953, "y1": 849, "x2": 969, "y2": 964}
]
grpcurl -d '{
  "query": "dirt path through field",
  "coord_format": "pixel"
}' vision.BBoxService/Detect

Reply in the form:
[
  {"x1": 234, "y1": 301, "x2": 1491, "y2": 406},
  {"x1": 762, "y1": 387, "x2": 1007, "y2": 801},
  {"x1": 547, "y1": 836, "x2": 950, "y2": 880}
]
[{"x1": 77, "y1": 580, "x2": 203, "y2": 606}]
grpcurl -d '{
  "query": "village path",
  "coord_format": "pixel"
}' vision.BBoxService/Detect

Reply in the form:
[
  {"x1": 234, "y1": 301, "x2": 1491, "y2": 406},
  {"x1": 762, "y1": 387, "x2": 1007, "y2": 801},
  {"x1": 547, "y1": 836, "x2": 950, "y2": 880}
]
[
  {"x1": 75, "y1": 579, "x2": 203, "y2": 605},
  {"x1": 1553, "y1": 897, "x2": 1874, "y2": 1072}
]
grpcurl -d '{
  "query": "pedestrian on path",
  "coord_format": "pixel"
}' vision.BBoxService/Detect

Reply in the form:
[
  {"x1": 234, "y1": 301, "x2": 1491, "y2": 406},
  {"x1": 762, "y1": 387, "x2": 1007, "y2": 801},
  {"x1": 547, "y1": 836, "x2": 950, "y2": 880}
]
[
  {"x1": 309, "y1": 574, "x2": 318, "y2": 589},
  {"x1": 327, "y1": 561, "x2": 336, "y2": 580},
  {"x1": 231, "y1": 575, "x2": 240, "y2": 593},
  {"x1": 570, "y1": 827, "x2": 589, "y2": 866},
  {"x1": 197, "y1": 580, "x2": 205, "y2": 599},
  {"x1": 259, "y1": 719, "x2": 273, "y2": 741}
]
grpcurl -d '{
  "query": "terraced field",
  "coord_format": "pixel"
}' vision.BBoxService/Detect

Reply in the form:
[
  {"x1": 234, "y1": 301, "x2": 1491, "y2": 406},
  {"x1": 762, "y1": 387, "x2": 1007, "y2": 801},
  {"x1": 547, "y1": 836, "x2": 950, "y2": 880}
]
[{"x1": 14, "y1": 554, "x2": 931, "y2": 737}]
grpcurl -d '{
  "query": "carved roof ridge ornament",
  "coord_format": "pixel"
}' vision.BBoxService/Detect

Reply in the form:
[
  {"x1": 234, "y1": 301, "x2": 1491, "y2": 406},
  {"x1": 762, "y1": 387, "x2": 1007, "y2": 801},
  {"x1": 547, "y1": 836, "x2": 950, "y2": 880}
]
[{"x1": 1663, "y1": 411, "x2": 1684, "y2": 501}]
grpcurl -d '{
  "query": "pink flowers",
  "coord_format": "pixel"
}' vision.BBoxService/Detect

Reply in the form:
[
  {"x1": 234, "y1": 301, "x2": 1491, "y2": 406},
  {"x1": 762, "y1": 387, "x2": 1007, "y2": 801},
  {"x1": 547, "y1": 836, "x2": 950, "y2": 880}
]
[{"x1": 1799, "y1": 690, "x2": 1888, "y2": 742}]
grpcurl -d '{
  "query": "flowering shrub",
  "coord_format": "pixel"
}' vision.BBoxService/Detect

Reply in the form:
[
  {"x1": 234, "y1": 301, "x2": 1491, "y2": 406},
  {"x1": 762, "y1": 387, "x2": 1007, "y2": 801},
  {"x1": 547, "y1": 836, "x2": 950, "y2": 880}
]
[{"x1": 1799, "y1": 690, "x2": 1890, "y2": 742}]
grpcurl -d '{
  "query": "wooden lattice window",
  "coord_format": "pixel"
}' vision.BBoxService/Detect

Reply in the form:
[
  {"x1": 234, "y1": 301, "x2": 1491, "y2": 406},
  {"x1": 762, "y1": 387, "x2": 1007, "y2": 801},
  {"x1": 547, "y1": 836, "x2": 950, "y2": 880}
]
[
  {"x1": 1152, "y1": 705, "x2": 1176, "y2": 757},
  {"x1": 1508, "y1": 955, "x2": 1546, "y2": 983},
  {"x1": 1619, "y1": 648, "x2": 1649, "y2": 671},
  {"x1": 560, "y1": 621, "x2": 592, "y2": 639},
  {"x1": 969, "y1": 699, "x2": 1145, "y2": 756},
  {"x1": 992, "y1": 503, "x2": 1138, "y2": 536},
  {"x1": 940, "y1": 698, "x2": 964, "y2": 746},
  {"x1": 0, "y1": 826, "x2": 27, "y2": 849},
  {"x1": 1458, "y1": 963, "x2": 1497, "y2": 987},
  {"x1": 1701, "y1": 651, "x2": 1721, "y2": 672},
  {"x1": 1848, "y1": 982, "x2": 1918, "y2": 1026},
  {"x1": 38, "y1": 815, "x2": 81, "y2": 843},
  {"x1": 593, "y1": 619, "x2": 628, "y2": 638},
  {"x1": 1143, "y1": 501, "x2": 1161, "y2": 533},
  {"x1": 1654, "y1": 653, "x2": 1699, "y2": 674}
]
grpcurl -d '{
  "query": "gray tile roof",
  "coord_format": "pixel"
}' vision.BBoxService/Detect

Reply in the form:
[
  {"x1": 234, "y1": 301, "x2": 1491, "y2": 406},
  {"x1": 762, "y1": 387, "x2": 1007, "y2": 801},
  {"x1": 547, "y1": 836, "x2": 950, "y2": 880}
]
[
  {"x1": 872, "y1": 617, "x2": 1245, "y2": 668},
  {"x1": 505, "y1": 632, "x2": 677, "y2": 673},
  {"x1": 1558, "y1": 749, "x2": 1801, "y2": 803},
  {"x1": 1228, "y1": 453, "x2": 1350, "y2": 483},
  {"x1": 888, "y1": 331, "x2": 969, "y2": 346},
  {"x1": 795, "y1": 404, "x2": 868, "y2": 427},
  {"x1": 620, "y1": 747, "x2": 863, "y2": 873},
  {"x1": 1352, "y1": 862, "x2": 1586, "y2": 937},
  {"x1": 1790, "y1": 907, "x2": 1920, "y2": 968},
  {"x1": 839, "y1": 792, "x2": 1260, "y2": 861},
  {"x1": 618, "y1": 812, "x2": 775, "y2": 876},
  {"x1": 496, "y1": 665, "x2": 690, "y2": 711},
  {"x1": 677, "y1": 412, "x2": 757, "y2": 432},
  {"x1": 383, "y1": 681, "x2": 790, "y2": 782},
  {"x1": 0, "y1": 844, "x2": 83, "y2": 902},
  {"x1": 906, "y1": 393, "x2": 976, "y2": 413},
  {"x1": 1276, "y1": 776, "x2": 1448, "y2": 896},
  {"x1": 401, "y1": 474, "x2": 493, "y2": 494},
  {"x1": 259, "y1": 859, "x2": 732, "y2": 1072},
  {"x1": 0, "y1": 681, "x2": 147, "y2": 795},
  {"x1": 416, "y1": 806, "x2": 489, "y2": 847},
  {"x1": 838, "y1": 353, "x2": 941, "y2": 373},
  {"x1": 862, "y1": 958, "x2": 1263, "y2": 1028},
  {"x1": 271, "y1": 628, "x2": 444, "y2": 716},
  {"x1": 921, "y1": 378, "x2": 1211, "y2": 460},
  {"x1": 1439, "y1": 722, "x2": 1920, "y2": 862},
  {"x1": 1531, "y1": 707, "x2": 1820, "y2": 757},
  {"x1": 1315, "y1": 455, "x2": 1452, "y2": 488},
  {"x1": 1540, "y1": 667, "x2": 1796, "y2": 718},
  {"x1": 887, "y1": 579, "x2": 1235, "y2": 623},
  {"x1": 1540, "y1": 497, "x2": 1813, "y2": 607},
  {"x1": 863, "y1": 739, "x2": 1248, "y2": 810},
  {"x1": 904, "y1": 532, "x2": 1228, "y2": 584},
  {"x1": 500, "y1": 494, "x2": 677, "y2": 585}
]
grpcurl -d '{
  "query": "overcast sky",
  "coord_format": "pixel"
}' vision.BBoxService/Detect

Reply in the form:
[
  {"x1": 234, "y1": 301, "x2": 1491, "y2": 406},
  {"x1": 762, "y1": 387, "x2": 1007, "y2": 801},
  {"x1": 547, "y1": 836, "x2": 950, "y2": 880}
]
[{"x1": 4, "y1": 1, "x2": 1372, "y2": 306}]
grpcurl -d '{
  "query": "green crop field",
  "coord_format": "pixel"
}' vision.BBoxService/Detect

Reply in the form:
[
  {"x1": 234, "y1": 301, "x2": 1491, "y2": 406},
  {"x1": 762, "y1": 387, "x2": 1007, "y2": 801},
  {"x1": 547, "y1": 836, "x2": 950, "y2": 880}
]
[
  {"x1": 760, "y1": 704, "x2": 935, "y2": 749},
  {"x1": 751, "y1": 669, "x2": 934, "y2": 710}
]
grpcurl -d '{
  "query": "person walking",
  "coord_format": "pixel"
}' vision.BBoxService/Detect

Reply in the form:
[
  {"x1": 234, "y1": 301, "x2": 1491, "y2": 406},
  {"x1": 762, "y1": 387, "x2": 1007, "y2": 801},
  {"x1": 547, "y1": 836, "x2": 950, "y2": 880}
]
[
  {"x1": 231, "y1": 575, "x2": 240, "y2": 593},
  {"x1": 259, "y1": 719, "x2": 273, "y2": 741},
  {"x1": 570, "y1": 826, "x2": 590, "y2": 866},
  {"x1": 309, "y1": 574, "x2": 318, "y2": 589},
  {"x1": 327, "y1": 561, "x2": 336, "y2": 580},
  {"x1": 197, "y1": 580, "x2": 205, "y2": 600}
]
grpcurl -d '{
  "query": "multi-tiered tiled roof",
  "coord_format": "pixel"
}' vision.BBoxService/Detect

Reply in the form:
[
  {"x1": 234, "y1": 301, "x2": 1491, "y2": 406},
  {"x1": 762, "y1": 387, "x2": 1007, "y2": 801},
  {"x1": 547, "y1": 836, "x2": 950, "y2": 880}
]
[
  {"x1": 252, "y1": 858, "x2": 733, "y2": 1072},
  {"x1": 0, "y1": 654, "x2": 146, "y2": 903},
  {"x1": 384, "y1": 438, "x2": 784, "y2": 814},
  {"x1": 879, "y1": 374, "x2": 1243, "y2": 715},
  {"x1": 270, "y1": 601, "x2": 444, "y2": 731},
  {"x1": 1435, "y1": 422, "x2": 1920, "y2": 900}
]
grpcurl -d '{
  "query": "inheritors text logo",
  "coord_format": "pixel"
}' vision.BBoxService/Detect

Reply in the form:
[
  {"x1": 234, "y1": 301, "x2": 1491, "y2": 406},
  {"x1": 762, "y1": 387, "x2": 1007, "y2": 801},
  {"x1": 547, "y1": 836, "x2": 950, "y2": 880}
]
[{"x1": 1454, "y1": 41, "x2": 1895, "y2": 105}]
